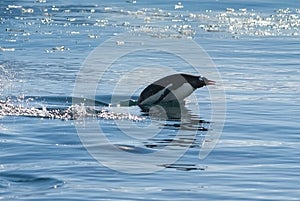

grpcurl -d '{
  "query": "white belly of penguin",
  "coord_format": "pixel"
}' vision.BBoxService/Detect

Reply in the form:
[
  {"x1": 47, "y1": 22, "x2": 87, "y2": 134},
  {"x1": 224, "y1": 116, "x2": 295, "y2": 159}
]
[{"x1": 162, "y1": 83, "x2": 194, "y2": 102}]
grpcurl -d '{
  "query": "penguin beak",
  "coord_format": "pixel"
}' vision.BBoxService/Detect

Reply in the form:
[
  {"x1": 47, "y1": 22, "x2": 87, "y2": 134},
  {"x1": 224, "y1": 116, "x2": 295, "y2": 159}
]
[{"x1": 205, "y1": 79, "x2": 216, "y2": 85}]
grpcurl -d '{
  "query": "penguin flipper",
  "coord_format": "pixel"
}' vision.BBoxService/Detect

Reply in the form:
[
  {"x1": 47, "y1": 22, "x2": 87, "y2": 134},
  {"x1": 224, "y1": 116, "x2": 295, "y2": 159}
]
[{"x1": 153, "y1": 85, "x2": 172, "y2": 105}]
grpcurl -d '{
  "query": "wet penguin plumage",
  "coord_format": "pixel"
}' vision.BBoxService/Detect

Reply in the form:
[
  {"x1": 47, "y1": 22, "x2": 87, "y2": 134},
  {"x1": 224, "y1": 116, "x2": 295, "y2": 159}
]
[{"x1": 138, "y1": 73, "x2": 215, "y2": 111}]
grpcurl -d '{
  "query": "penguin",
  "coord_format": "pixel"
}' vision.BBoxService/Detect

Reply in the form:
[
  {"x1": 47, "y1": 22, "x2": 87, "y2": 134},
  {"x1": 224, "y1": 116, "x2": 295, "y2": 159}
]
[{"x1": 138, "y1": 73, "x2": 215, "y2": 111}]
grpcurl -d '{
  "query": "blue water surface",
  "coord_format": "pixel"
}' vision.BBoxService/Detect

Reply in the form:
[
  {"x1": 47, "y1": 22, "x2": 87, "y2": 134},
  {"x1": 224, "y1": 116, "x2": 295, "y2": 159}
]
[{"x1": 1, "y1": 0, "x2": 300, "y2": 200}]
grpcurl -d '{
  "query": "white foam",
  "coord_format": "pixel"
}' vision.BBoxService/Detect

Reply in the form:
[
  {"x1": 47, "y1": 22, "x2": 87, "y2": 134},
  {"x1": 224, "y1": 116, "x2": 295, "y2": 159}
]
[{"x1": 0, "y1": 100, "x2": 143, "y2": 121}]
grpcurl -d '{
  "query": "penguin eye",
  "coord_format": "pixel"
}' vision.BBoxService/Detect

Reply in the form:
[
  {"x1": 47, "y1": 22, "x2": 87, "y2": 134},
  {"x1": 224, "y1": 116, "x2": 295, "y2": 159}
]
[
  {"x1": 199, "y1": 76, "x2": 205, "y2": 81},
  {"x1": 199, "y1": 76, "x2": 209, "y2": 85}
]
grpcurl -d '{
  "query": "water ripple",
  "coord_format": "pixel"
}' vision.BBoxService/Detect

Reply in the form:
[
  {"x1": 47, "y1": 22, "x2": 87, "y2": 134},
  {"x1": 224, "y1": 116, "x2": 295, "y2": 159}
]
[{"x1": 0, "y1": 171, "x2": 64, "y2": 198}]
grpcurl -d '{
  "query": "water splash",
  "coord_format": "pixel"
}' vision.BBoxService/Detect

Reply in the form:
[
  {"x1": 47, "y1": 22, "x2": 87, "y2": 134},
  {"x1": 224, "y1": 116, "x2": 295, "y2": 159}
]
[
  {"x1": 0, "y1": 98, "x2": 143, "y2": 121},
  {"x1": 0, "y1": 64, "x2": 15, "y2": 95}
]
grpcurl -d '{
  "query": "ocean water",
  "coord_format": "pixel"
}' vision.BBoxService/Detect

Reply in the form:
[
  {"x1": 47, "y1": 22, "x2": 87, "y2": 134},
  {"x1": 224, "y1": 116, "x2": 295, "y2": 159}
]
[{"x1": 1, "y1": 0, "x2": 300, "y2": 200}]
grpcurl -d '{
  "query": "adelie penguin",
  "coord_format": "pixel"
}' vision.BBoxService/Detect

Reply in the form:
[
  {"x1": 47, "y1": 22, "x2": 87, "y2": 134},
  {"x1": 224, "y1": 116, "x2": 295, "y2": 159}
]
[{"x1": 138, "y1": 73, "x2": 215, "y2": 112}]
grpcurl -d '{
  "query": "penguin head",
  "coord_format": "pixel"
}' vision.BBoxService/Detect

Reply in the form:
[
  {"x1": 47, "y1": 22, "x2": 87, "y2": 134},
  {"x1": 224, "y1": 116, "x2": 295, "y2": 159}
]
[
  {"x1": 201, "y1": 76, "x2": 216, "y2": 87},
  {"x1": 184, "y1": 74, "x2": 215, "y2": 89}
]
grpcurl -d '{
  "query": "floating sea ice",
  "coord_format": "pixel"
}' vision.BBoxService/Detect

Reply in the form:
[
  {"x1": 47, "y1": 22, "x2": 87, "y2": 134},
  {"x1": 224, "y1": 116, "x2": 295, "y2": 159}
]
[
  {"x1": 126, "y1": 0, "x2": 137, "y2": 3},
  {"x1": 122, "y1": 21, "x2": 130, "y2": 26},
  {"x1": 22, "y1": 8, "x2": 34, "y2": 13},
  {"x1": 239, "y1": 8, "x2": 247, "y2": 12},
  {"x1": 175, "y1": 2, "x2": 184, "y2": 10},
  {"x1": 88, "y1": 34, "x2": 98, "y2": 39},
  {"x1": 67, "y1": 18, "x2": 76, "y2": 22},
  {"x1": 103, "y1": 7, "x2": 112, "y2": 12},
  {"x1": 0, "y1": 47, "x2": 15, "y2": 52},
  {"x1": 226, "y1": 8, "x2": 235, "y2": 12},
  {"x1": 51, "y1": 6, "x2": 59, "y2": 11},
  {"x1": 5, "y1": 28, "x2": 24, "y2": 33},
  {"x1": 7, "y1": 5, "x2": 23, "y2": 9},
  {"x1": 41, "y1": 17, "x2": 52, "y2": 24},
  {"x1": 45, "y1": 46, "x2": 69, "y2": 53},
  {"x1": 52, "y1": 46, "x2": 69, "y2": 51},
  {"x1": 144, "y1": 17, "x2": 151, "y2": 23},
  {"x1": 116, "y1": 41, "x2": 125, "y2": 45}
]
